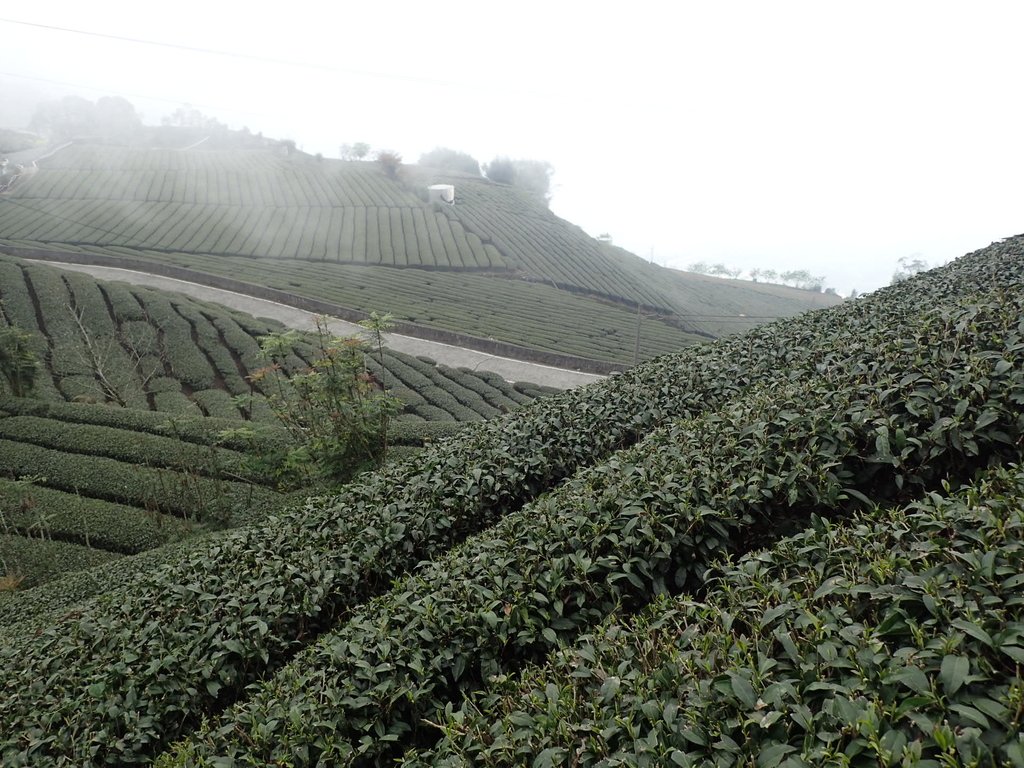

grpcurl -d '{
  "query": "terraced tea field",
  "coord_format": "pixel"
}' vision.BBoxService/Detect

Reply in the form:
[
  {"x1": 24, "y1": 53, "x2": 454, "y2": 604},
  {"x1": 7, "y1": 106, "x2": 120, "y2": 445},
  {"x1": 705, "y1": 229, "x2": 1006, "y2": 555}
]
[
  {"x1": 0, "y1": 256, "x2": 557, "y2": 593},
  {"x1": 0, "y1": 400, "x2": 278, "y2": 589},
  {"x1": 0, "y1": 145, "x2": 665, "y2": 304},
  {"x1": 0, "y1": 256, "x2": 553, "y2": 421},
  {"x1": 0, "y1": 142, "x2": 838, "y2": 363},
  {"x1": 1, "y1": 234, "x2": 1020, "y2": 765},
  {"x1": 22, "y1": 245, "x2": 705, "y2": 362}
]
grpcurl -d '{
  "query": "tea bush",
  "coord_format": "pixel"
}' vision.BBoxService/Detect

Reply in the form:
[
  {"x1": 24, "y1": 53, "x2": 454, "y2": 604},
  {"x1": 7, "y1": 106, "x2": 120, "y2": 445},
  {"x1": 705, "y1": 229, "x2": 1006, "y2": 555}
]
[
  {"x1": 161, "y1": 286, "x2": 1024, "y2": 765},
  {"x1": 1, "y1": 237, "x2": 1022, "y2": 765},
  {"x1": 416, "y1": 465, "x2": 1024, "y2": 766}
]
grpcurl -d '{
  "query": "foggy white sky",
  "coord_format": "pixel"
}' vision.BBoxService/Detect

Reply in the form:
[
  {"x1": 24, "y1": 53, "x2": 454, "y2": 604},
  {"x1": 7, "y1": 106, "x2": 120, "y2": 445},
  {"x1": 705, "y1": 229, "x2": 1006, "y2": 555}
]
[{"x1": 2, "y1": 1, "x2": 1023, "y2": 294}]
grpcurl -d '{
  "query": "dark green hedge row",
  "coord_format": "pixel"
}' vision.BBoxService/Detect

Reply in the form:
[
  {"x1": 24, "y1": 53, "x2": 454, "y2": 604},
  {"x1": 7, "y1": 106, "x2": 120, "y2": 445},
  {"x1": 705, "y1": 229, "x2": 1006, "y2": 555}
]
[
  {"x1": 394, "y1": 353, "x2": 503, "y2": 418},
  {"x1": 61, "y1": 271, "x2": 155, "y2": 412},
  {"x1": 34, "y1": 264, "x2": 153, "y2": 409},
  {"x1": 0, "y1": 535, "x2": 214, "y2": 636},
  {"x1": 419, "y1": 385, "x2": 483, "y2": 421},
  {"x1": 210, "y1": 313, "x2": 265, "y2": 375},
  {"x1": 387, "y1": 420, "x2": 465, "y2": 446},
  {"x1": 389, "y1": 384, "x2": 427, "y2": 409},
  {"x1": 409, "y1": 402, "x2": 457, "y2": 422},
  {"x1": 0, "y1": 438, "x2": 277, "y2": 522},
  {"x1": 191, "y1": 388, "x2": 244, "y2": 420},
  {"x1": 0, "y1": 397, "x2": 287, "y2": 454},
  {"x1": 372, "y1": 344, "x2": 545, "y2": 418},
  {"x1": 0, "y1": 262, "x2": 62, "y2": 400},
  {"x1": 432, "y1": 371, "x2": 503, "y2": 417},
  {"x1": 21, "y1": 265, "x2": 92, "y2": 381},
  {"x1": 137, "y1": 290, "x2": 218, "y2": 391},
  {"x1": 382, "y1": 352, "x2": 437, "y2": 396},
  {"x1": 0, "y1": 534, "x2": 122, "y2": 589},
  {"x1": 56, "y1": 374, "x2": 104, "y2": 402},
  {"x1": 63, "y1": 269, "x2": 119, "y2": 337},
  {"x1": 441, "y1": 365, "x2": 521, "y2": 413},
  {"x1": 513, "y1": 380, "x2": 561, "y2": 400},
  {"x1": 1, "y1": 238, "x2": 1021, "y2": 765},
  {"x1": 0, "y1": 479, "x2": 193, "y2": 554},
  {"x1": 0, "y1": 415, "x2": 261, "y2": 483},
  {"x1": 101, "y1": 281, "x2": 148, "y2": 322},
  {"x1": 151, "y1": 389, "x2": 201, "y2": 415},
  {"x1": 159, "y1": 289, "x2": 1024, "y2": 765},
  {"x1": 171, "y1": 302, "x2": 250, "y2": 396},
  {"x1": 483, "y1": 372, "x2": 535, "y2": 405},
  {"x1": 416, "y1": 465, "x2": 1024, "y2": 767}
]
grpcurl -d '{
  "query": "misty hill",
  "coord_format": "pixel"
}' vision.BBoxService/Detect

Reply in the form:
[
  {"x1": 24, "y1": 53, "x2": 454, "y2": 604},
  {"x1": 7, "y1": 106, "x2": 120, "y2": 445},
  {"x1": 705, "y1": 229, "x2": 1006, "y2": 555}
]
[{"x1": 0, "y1": 140, "x2": 838, "y2": 364}]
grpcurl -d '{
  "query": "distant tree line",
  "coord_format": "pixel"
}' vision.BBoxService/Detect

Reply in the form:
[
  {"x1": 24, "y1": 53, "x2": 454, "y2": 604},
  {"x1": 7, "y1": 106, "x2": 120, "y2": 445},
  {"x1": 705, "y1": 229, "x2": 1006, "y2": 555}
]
[
  {"x1": 337, "y1": 143, "x2": 404, "y2": 180},
  {"x1": 685, "y1": 262, "x2": 829, "y2": 292},
  {"x1": 418, "y1": 147, "x2": 480, "y2": 176},
  {"x1": 27, "y1": 96, "x2": 293, "y2": 152},
  {"x1": 483, "y1": 157, "x2": 553, "y2": 207},
  {"x1": 339, "y1": 142, "x2": 371, "y2": 161},
  {"x1": 30, "y1": 95, "x2": 141, "y2": 144},
  {"x1": 686, "y1": 254, "x2": 938, "y2": 297}
]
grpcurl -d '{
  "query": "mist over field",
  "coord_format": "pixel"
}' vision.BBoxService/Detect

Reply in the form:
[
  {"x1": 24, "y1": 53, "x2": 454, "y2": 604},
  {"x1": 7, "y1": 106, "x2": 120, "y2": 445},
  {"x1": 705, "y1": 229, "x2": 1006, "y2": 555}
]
[{"x1": 2, "y1": 2, "x2": 1022, "y2": 294}]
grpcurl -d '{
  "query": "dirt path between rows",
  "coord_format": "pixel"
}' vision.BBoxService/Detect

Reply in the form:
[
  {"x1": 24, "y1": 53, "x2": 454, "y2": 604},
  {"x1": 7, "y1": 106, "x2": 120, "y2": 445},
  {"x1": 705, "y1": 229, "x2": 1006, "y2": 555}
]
[{"x1": 45, "y1": 262, "x2": 605, "y2": 390}]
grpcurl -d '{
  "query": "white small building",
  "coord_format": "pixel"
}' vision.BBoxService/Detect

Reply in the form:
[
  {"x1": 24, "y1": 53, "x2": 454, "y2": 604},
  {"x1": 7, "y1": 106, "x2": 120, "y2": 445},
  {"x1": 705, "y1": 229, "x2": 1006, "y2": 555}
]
[{"x1": 427, "y1": 184, "x2": 455, "y2": 204}]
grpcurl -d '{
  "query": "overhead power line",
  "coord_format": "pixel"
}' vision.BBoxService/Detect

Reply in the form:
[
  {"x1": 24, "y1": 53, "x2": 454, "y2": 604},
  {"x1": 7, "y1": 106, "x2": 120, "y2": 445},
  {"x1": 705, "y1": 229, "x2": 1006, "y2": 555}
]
[
  {"x1": 0, "y1": 17, "x2": 537, "y2": 94},
  {"x1": 0, "y1": 16, "x2": 381, "y2": 73}
]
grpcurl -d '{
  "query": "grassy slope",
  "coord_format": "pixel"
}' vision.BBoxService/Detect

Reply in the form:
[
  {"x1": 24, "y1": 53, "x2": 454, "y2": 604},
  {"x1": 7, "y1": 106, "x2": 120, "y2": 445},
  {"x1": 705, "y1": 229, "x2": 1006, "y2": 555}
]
[
  {"x1": 0, "y1": 141, "x2": 838, "y2": 363},
  {"x1": 0, "y1": 236, "x2": 1019, "y2": 765}
]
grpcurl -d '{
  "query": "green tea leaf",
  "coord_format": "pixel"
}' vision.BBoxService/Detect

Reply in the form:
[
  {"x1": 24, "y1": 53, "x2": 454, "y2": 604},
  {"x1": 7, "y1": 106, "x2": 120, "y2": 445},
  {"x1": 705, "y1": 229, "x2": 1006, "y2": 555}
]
[{"x1": 939, "y1": 654, "x2": 969, "y2": 696}]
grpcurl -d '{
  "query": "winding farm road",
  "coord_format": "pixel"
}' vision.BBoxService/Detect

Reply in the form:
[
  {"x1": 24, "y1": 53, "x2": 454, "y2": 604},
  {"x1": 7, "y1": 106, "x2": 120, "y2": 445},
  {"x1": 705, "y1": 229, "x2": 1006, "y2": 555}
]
[{"x1": 44, "y1": 262, "x2": 605, "y2": 390}]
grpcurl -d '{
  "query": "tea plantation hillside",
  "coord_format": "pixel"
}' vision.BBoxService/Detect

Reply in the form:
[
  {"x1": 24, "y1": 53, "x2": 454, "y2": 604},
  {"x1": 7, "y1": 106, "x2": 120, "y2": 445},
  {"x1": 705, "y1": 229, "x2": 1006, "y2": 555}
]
[
  {"x1": 416, "y1": 464, "x2": 1024, "y2": 765},
  {"x1": 2, "y1": 235, "x2": 1022, "y2": 766},
  {"x1": 0, "y1": 141, "x2": 838, "y2": 363},
  {"x1": 0, "y1": 256, "x2": 554, "y2": 592},
  {"x1": 0, "y1": 403, "x2": 284, "y2": 590},
  {"x1": 0, "y1": 255, "x2": 553, "y2": 421}
]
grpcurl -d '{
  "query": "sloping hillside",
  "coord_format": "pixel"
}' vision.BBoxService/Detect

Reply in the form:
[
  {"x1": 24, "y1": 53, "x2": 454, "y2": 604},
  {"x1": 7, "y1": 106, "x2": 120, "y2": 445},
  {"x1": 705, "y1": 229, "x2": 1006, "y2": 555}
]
[
  {"x1": 0, "y1": 141, "x2": 838, "y2": 364},
  {"x1": 0, "y1": 256, "x2": 552, "y2": 421},
  {"x1": 0, "y1": 402, "x2": 280, "y2": 589},
  {"x1": 610, "y1": 244, "x2": 841, "y2": 336},
  {"x1": 0, "y1": 256, "x2": 559, "y2": 592},
  {"x1": 1, "y1": 235, "x2": 1020, "y2": 765}
]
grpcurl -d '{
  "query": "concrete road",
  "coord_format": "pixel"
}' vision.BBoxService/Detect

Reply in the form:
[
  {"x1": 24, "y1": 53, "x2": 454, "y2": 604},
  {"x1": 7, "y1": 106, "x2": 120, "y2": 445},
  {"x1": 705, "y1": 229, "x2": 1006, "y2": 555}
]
[{"x1": 44, "y1": 262, "x2": 605, "y2": 390}]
